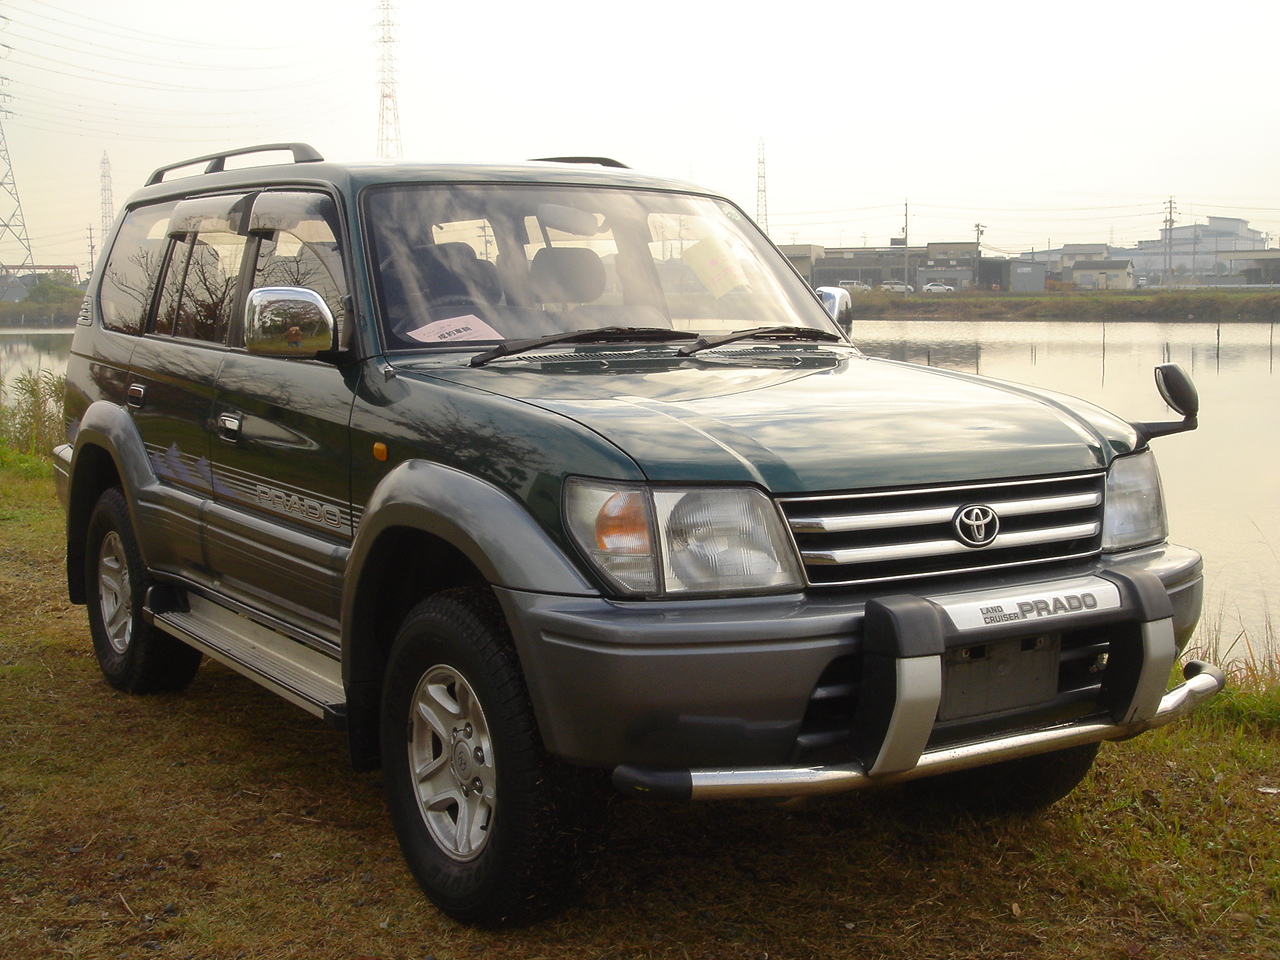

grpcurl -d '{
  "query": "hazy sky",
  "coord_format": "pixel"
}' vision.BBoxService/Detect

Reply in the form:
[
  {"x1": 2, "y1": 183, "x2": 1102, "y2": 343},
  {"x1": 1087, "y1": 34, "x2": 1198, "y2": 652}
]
[{"x1": 4, "y1": 0, "x2": 1279, "y2": 276}]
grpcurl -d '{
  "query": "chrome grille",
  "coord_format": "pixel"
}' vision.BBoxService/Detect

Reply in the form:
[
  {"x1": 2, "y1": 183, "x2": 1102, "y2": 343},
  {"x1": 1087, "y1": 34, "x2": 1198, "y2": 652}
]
[{"x1": 780, "y1": 472, "x2": 1105, "y2": 588}]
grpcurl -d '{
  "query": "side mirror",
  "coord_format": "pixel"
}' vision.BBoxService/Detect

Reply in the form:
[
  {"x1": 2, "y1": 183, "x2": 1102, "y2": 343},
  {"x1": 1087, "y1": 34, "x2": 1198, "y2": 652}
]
[
  {"x1": 1155, "y1": 362, "x2": 1199, "y2": 419},
  {"x1": 245, "y1": 286, "x2": 339, "y2": 359},
  {"x1": 1131, "y1": 362, "x2": 1199, "y2": 442}
]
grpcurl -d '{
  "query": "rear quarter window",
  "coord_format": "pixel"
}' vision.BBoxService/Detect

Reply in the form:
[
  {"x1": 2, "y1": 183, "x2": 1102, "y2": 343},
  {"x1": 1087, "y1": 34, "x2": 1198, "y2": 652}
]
[{"x1": 97, "y1": 201, "x2": 178, "y2": 334}]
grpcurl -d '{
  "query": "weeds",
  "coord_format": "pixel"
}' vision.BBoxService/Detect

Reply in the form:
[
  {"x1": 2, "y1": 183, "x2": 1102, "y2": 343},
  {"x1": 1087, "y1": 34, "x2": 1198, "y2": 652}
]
[{"x1": 0, "y1": 369, "x2": 65, "y2": 459}]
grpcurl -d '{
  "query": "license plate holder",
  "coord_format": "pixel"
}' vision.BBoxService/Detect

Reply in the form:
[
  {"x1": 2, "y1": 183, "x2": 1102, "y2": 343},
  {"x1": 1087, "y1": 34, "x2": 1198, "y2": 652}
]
[{"x1": 938, "y1": 634, "x2": 1061, "y2": 722}]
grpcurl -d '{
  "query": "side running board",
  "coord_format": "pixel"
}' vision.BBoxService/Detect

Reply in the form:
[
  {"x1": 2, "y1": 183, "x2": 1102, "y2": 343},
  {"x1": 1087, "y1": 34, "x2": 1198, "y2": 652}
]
[{"x1": 146, "y1": 591, "x2": 346, "y2": 728}]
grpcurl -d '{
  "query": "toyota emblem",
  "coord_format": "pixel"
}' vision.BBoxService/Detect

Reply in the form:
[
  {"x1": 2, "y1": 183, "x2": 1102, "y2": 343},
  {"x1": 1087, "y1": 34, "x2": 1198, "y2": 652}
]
[{"x1": 953, "y1": 504, "x2": 999, "y2": 547}]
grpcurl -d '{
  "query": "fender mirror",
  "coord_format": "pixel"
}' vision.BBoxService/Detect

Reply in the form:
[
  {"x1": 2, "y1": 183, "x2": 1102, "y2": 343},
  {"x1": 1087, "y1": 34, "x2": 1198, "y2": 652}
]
[
  {"x1": 1155, "y1": 362, "x2": 1199, "y2": 419},
  {"x1": 1131, "y1": 363, "x2": 1199, "y2": 442}
]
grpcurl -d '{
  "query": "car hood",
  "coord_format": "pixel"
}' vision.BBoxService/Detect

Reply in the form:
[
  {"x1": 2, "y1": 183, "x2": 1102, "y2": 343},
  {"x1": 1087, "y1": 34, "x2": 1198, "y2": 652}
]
[{"x1": 408, "y1": 348, "x2": 1139, "y2": 492}]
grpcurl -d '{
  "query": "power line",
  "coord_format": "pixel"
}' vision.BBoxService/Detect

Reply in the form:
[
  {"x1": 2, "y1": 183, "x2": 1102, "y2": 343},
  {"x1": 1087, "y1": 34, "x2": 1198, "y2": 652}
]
[
  {"x1": 4, "y1": 25, "x2": 301, "y2": 72},
  {"x1": 17, "y1": 0, "x2": 288, "y2": 52},
  {"x1": 12, "y1": 47, "x2": 346, "y2": 93}
]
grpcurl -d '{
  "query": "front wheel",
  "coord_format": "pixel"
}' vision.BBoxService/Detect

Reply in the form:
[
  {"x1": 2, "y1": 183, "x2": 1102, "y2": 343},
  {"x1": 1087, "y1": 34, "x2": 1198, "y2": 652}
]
[
  {"x1": 380, "y1": 588, "x2": 603, "y2": 926},
  {"x1": 84, "y1": 487, "x2": 201, "y2": 693}
]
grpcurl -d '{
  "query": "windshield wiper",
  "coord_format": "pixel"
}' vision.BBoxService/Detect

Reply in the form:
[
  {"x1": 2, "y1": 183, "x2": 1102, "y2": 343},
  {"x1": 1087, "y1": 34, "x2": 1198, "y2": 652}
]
[
  {"x1": 470, "y1": 326, "x2": 696, "y2": 367},
  {"x1": 676, "y1": 325, "x2": 842, "y2": 357}
]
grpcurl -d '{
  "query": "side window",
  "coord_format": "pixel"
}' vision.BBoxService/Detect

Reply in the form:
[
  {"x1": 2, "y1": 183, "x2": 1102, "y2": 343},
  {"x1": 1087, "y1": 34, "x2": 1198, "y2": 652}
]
[
  {"x1": 152, "y1": 194, "x2": 253, "y2": 344},
  {"x1": 248, "y1": 192, "x2": 346, "y2": 326},
  {"x1": 97, "y1": 201, "x2": 177, "y2": 334},
  {"x1": 153, "y1": 237, "x2": 189, "y2": 337},
  {"x1": 154, "y1": 232, "x2": 250, "y2": 343}
]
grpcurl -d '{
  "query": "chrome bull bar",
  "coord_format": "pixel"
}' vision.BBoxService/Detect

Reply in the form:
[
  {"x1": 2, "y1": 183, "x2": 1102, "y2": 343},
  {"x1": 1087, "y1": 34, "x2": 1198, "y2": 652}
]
[{"x1": 613, "y1": 660, "x2": 1225, "y2": 801}]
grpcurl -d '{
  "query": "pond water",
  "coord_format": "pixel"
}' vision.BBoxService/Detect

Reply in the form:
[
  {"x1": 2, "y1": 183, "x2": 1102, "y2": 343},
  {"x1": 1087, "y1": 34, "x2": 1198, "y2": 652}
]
[
  {"x1": 3, "y1": 322, "x2": 1275, "y2": 660},
  {"x1": 0, "y1": 328, "x2": 73, "y2": 384}
]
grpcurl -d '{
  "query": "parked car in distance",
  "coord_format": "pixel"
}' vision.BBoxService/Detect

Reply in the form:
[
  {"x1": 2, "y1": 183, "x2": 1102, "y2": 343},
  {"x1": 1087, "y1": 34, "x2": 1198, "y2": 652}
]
[
  {"x1": 880, "y1": 280, "x2": 913, "y2": 293},
  {"x1": 922, "y1": 282, "x2": 955, "y2": 294},
  {"x1": 840, "y1": 279, "x2": 872, "y2": 294},
  {"x1": 816, "y1": 285, "x2": 853, "y2": 329}
]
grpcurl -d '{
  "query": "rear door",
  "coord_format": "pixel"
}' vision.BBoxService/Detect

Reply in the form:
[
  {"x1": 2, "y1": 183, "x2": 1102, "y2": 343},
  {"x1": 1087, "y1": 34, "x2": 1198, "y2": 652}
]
[
  {"x1": 205, "y1": 191, "x2": 355, "y2": 643},
  {"x1": 123, "y1": 194, "x2": 252, "y2": 585}
]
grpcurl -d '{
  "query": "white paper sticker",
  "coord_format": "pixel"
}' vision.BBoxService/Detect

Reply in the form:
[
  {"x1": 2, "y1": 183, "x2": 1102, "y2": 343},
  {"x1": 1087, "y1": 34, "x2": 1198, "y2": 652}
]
[{"x1": 404, "y1": 315, "x2": 502, "y2": 343}]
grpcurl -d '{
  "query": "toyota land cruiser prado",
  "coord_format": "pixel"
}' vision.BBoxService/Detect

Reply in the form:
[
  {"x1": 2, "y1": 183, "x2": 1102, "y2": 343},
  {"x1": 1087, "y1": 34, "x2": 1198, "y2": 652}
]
[{"x1": 55, "y1": 143, "x2": 1223, "y2": 926}]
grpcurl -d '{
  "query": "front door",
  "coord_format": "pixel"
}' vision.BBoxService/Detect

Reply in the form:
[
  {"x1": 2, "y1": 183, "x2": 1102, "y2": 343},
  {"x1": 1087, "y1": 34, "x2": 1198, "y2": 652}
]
[{"x1": 205, "y1": 192, "x2": 355, "y2": 644}]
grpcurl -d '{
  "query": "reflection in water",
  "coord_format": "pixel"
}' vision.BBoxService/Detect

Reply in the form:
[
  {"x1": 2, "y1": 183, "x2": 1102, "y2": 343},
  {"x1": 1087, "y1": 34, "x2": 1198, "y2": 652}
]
[
  {"x1": 0, "y1": 330, "x2": 74, "y2": 384},
  {"x1": 854, "y1": 319, "x2": 1280, "y2": 661}
]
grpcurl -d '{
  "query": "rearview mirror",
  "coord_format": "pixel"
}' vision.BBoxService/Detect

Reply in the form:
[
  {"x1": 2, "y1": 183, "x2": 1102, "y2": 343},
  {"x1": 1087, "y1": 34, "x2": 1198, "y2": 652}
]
[{"x1": 536, "y1": 203, "x2": 600, "y2": 237}]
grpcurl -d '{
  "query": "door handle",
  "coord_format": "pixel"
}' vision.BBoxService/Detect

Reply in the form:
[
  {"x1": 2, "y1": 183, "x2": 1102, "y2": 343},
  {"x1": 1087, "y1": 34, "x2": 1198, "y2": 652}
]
[
  {"x1": 217, "y1": 413, "x2": 243, "y2": 442},
  {"x1": 126, "y1": 383, "x2": 146, "y2": 409}
]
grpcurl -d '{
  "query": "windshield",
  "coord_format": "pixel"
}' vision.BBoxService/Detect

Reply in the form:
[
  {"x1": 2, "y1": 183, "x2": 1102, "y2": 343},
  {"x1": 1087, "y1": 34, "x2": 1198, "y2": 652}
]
[{"x1": 362, "y1": 183, "x2": 837, "y2": 350}]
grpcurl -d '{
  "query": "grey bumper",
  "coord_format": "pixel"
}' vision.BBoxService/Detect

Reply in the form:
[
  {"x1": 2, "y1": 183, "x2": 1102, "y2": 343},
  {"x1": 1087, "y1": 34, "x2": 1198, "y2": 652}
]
[{"x1": 498, "y1": 546, "x2": 1210, "y2": 779}]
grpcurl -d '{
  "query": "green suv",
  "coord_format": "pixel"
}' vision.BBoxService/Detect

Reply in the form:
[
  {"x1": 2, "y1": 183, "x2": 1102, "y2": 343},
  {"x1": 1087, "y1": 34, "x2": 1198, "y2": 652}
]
[{"x1": 55, "y1": 143, "x2": 1222, "y2": 925}]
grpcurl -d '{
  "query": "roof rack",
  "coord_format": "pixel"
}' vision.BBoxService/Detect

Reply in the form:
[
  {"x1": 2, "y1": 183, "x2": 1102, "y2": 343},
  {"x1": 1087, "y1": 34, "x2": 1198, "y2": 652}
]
[
  {"x1": 146, "y1": 142, "x2": 324, "y2": 187},
  {"x1": 529, "y1": 156, "x2": 630, "y2": 169}
]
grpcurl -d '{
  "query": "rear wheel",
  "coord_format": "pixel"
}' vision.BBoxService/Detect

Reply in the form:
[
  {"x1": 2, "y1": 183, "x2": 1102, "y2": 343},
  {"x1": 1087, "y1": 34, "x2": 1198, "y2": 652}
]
[
  {"x1": 910, "y1": 742, "x2": 1100, "y2": 814},
  {"x1": 84, "y1": 487, "x2": 201, "y2": 693},
  {"x1": 380, "y1": 587, "x2": 603, "y2": 926}
]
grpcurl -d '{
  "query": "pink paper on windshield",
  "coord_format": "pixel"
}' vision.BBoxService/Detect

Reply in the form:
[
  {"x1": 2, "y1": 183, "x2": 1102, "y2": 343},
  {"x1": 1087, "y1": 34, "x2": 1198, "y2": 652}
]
[{"x1": 405, "y1": 316, "x2": 502, "y2": 343}]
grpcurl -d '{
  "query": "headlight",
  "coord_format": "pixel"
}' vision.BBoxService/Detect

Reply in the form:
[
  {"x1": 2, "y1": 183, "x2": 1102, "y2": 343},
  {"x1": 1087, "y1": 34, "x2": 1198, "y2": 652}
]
[
  {"x1": 564, "y1": 479, "x2": 804, "y2": 597},
  {"x1": 1102, "y1": 448, "x2": 1168, "y2": 551}
]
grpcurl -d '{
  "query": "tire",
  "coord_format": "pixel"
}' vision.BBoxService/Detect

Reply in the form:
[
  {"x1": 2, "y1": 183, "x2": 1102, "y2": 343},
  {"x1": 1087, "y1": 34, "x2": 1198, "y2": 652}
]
[
  {"x1": 380, "y1": 587, "x2": 603, "y2": 926},
  {"x1": 84, "y1": 487, "x2": 202, "y2": 693},
  {"x1": 908, "y1": 742, "x2": 1100, "y2": 815}
]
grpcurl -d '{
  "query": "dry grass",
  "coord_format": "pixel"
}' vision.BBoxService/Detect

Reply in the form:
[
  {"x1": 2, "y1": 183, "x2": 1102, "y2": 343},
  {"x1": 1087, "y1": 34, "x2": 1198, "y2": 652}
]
[{"x1": 3, "y1": 464, "x2": 1279, "y2": 959}]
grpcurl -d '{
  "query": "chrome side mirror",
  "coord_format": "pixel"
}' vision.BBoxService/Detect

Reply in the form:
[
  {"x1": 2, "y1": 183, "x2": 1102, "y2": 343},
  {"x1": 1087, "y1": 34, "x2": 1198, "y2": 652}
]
[{"x1": 244, "y1": 286, "x2": 337, "y2": 358}]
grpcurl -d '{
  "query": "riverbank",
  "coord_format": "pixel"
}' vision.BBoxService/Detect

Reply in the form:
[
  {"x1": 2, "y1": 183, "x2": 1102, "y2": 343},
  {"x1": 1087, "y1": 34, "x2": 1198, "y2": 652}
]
[
  {"x1": 1, "y1": 458, "x2": 1278, "y2": 958},
  {"x1": 851, "y1": 288, "x2": 1280, "y2": 323}
]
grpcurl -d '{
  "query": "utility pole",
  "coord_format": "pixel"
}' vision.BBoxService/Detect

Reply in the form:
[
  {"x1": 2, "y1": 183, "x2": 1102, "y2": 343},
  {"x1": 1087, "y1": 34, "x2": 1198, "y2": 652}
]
[
  {"x1": 376, "y1": 0, "x2": 402, "y2": 159},
  {"x1": 974, "y1": 222, "x2": 985, "y2": 290},
  {"x1": 1190, "y1": 222, "x2": 1198, "y2": 285},
  {"x1": 902, "y1": 201, "x2": 909, "y2": 295},
  {"x1": 87, "y1": 224, "x2": 95, "y2": 275},
  {"x1": 1163, "y1": 197, "x2": 1176, "y2": 289}
]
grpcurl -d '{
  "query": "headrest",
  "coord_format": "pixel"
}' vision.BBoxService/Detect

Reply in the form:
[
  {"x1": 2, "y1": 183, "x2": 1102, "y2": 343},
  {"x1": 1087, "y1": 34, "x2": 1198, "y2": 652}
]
[
  {"x1": 419, "y1": 243, "x2": 501, "y2": 303},
  {"x1": 529, "y1": 247, "x2": 606, "y2": 304}
]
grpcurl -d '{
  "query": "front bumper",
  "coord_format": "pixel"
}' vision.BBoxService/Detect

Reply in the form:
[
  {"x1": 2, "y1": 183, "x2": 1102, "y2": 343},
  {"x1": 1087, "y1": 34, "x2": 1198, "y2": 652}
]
[
  {"x1": 614, "y1": 660, "x2": 1225, "y2": 800},
  {"x1": 498, "y1": 545, "x2": 1215, "y2": 788}
]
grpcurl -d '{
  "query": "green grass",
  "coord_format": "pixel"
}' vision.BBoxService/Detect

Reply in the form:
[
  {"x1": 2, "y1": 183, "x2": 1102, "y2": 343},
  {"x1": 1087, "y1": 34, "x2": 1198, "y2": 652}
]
[{"x1": 2, "y1": 466, "x2": 1278, "y2": 959}]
